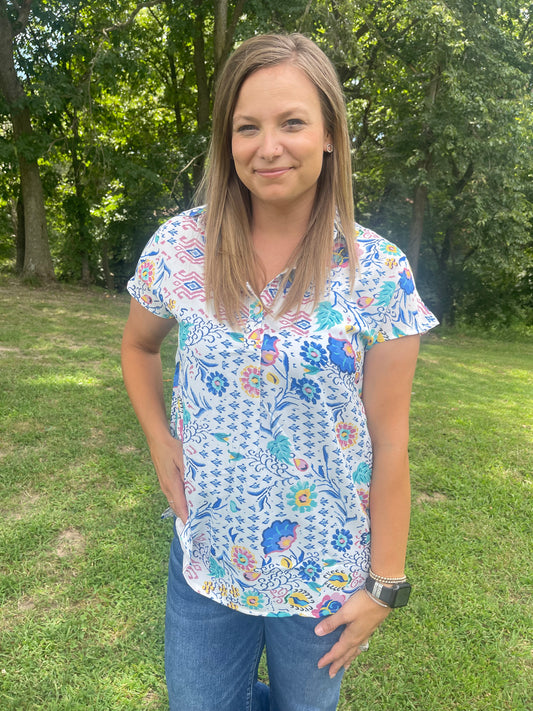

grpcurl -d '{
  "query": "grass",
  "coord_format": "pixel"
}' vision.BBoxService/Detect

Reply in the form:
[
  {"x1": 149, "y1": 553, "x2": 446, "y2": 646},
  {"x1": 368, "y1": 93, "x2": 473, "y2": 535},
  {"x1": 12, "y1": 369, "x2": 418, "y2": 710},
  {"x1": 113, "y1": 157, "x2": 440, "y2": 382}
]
[{"x1": 0, "y1": 278, "x2": 531, "y2": 710}]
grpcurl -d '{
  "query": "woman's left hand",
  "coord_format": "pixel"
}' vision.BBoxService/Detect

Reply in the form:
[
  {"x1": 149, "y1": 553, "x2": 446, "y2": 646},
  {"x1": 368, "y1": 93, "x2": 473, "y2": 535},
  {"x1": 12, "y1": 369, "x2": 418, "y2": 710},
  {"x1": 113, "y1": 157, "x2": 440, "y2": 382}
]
[{"x1": 314, "y1": 589, "x2": 391, "y2": 677}]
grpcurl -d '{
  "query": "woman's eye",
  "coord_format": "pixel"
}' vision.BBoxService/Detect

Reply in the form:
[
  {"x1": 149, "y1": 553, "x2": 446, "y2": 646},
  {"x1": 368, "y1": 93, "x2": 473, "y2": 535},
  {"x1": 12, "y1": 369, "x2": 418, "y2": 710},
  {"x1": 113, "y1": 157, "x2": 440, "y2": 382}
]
[
  {"x1": 285, "y1": 118, "x2": 305, "y2": 129},
  {"x1": 236, "y1": 124, "x2": 257, "y2": 134}
]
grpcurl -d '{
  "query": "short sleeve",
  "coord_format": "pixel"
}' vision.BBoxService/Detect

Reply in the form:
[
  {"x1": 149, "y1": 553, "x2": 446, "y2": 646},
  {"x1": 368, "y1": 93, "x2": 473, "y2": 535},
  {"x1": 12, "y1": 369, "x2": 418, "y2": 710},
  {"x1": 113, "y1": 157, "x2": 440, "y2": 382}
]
[
  {"x1": 127, "y1": 225, "x2": 174, "y2": 319},
  {"x1": 373, "y1": 251, "x2": 438, "y2": 345}
]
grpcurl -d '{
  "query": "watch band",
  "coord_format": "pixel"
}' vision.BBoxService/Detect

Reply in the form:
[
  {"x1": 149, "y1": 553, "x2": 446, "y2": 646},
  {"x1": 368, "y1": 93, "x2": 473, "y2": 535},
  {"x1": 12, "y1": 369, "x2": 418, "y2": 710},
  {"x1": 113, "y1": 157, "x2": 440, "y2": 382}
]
[{"x1": 365, "y1": 576, "x2": 412, "y2": 608}]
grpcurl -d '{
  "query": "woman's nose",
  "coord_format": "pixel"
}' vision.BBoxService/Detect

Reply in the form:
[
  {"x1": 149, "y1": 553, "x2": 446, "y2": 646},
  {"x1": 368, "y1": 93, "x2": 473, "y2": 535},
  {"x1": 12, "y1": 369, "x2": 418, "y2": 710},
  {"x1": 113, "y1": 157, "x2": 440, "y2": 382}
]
[{"x1": 258, "y1": 132, "x2": 282, "y2": 160}]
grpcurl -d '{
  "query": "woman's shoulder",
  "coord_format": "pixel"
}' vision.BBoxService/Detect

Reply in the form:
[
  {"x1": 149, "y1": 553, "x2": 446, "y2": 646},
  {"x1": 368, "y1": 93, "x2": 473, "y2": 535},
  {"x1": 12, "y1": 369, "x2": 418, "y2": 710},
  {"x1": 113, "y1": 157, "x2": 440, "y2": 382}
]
[
  {"x1": 153, "y1": 205, "x2": 207, "y2": 245},
  {"x1": 354, "y1": 223, "x2": 404, "y2": 258}
]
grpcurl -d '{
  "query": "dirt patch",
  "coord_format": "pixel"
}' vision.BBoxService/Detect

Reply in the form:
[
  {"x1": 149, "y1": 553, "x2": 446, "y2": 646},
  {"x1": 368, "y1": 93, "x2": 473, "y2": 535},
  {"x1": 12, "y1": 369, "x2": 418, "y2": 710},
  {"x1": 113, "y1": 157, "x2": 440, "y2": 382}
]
[
  {"x1": 55, "y1": 527, "x2": 86, "y2": 558},
  {"x1": 4, "y1": 491, "x2": 41, "y2": 521}
]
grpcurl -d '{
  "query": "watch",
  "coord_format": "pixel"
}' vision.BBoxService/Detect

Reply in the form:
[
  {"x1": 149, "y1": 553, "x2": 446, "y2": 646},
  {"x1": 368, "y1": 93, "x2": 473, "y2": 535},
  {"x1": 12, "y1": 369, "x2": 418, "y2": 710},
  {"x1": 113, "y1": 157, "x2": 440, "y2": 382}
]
[{"x1": 365, "y1": 577, "x2": 412, "y2": 608}]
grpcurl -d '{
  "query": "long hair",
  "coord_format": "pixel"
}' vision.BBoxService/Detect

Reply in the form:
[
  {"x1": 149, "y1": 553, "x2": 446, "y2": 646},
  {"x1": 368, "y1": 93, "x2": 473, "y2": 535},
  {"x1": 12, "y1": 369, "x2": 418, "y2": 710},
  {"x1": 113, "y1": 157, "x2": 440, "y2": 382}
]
[{"x1": 199, "y1": 33, "x2": 357, "y2": 323}]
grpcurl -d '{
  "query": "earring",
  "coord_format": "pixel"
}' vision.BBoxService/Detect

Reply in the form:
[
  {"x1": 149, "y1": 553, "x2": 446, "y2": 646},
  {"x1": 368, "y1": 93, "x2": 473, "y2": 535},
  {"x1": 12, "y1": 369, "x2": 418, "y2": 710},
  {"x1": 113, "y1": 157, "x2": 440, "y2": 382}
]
[{"x1": 326, "y1": 144, "x2": 334, "y2": 153}]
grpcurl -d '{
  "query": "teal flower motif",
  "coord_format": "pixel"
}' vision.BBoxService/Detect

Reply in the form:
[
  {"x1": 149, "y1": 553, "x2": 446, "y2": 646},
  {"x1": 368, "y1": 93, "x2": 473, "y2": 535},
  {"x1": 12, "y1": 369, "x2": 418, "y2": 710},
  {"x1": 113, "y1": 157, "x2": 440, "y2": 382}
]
[
  {"x1": 287, "y1": 481, "x2": 317, "y2": 512},
  {"x1": 267, "y1": 435, "x2": 292, "y2": 464},
  {"x1": 241, "y1": 591, "x2": 264, "y2": 610},
  {"x1": 353, "y1": 462, "x2": 371, "y2": 484},
  {"x1": 314, "y1": 302, "x2": 343, "y2": 330}
]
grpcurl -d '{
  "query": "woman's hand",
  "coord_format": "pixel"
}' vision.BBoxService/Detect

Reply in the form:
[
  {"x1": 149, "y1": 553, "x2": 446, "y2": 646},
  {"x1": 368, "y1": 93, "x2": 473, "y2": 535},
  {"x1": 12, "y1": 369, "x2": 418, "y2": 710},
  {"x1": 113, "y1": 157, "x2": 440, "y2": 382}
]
[
  {"x1": 149, "y1": 433, "x2": 188, "y2": 524},
  {"x1": 314, "y1": 589, "x2": 391, "y2": 678}
]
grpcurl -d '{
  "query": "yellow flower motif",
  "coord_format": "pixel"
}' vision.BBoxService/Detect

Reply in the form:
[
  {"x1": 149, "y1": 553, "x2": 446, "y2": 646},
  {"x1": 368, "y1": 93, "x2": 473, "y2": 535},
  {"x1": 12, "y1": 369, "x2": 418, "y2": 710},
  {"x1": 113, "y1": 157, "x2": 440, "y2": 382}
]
[{"x1": 202, "y1": 581, "x2": 214, "y2": 594}]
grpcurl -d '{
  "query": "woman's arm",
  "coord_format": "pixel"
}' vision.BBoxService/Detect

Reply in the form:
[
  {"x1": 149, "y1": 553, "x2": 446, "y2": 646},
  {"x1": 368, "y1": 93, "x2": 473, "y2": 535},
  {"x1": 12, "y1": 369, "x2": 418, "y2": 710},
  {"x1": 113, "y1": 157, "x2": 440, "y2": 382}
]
[
  {"x1": 315, "y1": 334, "x2": 420, "y2": 677},
  {"x1": 121, "y1": 298, "x2": 187, "y2": 523}
]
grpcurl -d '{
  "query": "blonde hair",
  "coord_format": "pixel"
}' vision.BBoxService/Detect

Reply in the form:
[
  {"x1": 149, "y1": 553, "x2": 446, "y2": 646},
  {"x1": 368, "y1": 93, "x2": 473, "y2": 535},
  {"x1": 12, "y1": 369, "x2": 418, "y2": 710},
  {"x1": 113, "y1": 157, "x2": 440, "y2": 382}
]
[{"x1": 199, "y1": 33, "x2": 356, "y2": 322}]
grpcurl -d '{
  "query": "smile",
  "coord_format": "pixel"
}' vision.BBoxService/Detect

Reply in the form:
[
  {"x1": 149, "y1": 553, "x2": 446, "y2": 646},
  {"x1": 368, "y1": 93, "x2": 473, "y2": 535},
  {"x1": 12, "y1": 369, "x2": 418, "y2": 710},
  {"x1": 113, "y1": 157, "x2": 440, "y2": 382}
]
[{"x1": 254, "y1": 167, "x2": 293, "y2": 178}]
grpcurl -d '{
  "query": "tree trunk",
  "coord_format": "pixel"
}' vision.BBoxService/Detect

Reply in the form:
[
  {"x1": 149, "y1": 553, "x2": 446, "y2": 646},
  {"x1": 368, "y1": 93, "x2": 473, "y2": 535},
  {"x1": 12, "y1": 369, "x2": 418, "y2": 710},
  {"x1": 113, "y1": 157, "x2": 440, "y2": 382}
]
[
  {"x1": 407, "y1": 66, "x2": 440, "y2": 278},
  {"x1": 0, "y1": 8, "x2": 55, "y2": 282},
  {"x1": 407, "y1": 182, "x2": 427, "y2": 277},
  {"x1": 15, "y1": 196, "x2": 25, "y2": 273}
]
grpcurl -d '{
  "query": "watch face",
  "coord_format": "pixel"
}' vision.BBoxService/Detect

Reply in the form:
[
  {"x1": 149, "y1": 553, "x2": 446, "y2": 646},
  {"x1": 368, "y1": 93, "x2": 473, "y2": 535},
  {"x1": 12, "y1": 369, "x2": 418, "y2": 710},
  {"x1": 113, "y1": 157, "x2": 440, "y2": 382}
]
[{"x1": 393, "y1": 584, "x2": 411, "y2": 607}]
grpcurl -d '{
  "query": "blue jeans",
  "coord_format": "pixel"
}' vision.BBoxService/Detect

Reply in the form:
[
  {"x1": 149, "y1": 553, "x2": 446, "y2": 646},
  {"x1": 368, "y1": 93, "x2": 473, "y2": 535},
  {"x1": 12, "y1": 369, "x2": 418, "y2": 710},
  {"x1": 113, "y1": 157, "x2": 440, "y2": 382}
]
[{"x1": 165, "y1": 535, "x2": 346, "y2": 711}]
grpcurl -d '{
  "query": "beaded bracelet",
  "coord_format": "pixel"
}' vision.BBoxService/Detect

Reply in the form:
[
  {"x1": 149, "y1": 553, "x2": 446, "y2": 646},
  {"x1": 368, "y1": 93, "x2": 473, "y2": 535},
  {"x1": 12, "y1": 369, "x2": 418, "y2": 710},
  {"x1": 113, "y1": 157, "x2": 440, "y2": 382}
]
[{"x1": 369, "y1": 568, "x2": 407, "y2": 585}]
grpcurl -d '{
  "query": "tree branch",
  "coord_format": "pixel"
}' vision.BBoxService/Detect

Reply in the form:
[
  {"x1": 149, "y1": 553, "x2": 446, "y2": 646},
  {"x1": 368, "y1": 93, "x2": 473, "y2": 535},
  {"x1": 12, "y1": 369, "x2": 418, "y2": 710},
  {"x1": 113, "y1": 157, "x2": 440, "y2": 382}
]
[{"x1": 103, "y1": 0, "x2": 164, "y2": 37}]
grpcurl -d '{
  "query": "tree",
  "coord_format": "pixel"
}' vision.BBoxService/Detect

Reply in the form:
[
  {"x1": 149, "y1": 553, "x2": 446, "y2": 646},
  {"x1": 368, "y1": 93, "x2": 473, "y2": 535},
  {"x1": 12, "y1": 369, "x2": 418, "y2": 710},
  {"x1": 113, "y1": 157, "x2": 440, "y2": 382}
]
[
  {"x1": 0, "y1": 0, "x2": 54, "y2": 281},
  {"x1": 315, "y1": 0, "x2": 532, "y2": 323}
]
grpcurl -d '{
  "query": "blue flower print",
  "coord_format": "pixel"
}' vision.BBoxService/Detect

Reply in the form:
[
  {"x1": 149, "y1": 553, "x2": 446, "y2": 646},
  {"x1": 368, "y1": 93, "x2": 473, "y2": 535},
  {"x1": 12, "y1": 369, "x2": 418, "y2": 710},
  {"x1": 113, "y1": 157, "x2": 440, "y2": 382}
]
[
  {"x1": 300, "y1": 341, "x2": 327, "y2": 367},
  {"x1": 314, "y1": 302, "x2": 343, "y2": 330},
  {"x1": 292, "y1": 377, "x2": 321, "y2": 404},
  {"x1": 300, "y1": 559, "x2": 321, "y2": 582},
  {"x1": 262, "y1": 519, "x2": 298, "y2": 555},
  {"x1": 331, "y1": 528, "x2": 353, "y2": 552},
  {"x1": 261, "y1": 334, "x2": 280, "y2": 366},
  {"x1": 327, "y1": 336, "x2": 356, "y2": 374},
  {"x1": 399, "y1": 267, "x2": 415, "y2": 294},
  {"x1": 206, "y1": 371, "x2": 229, "y2": 396}
]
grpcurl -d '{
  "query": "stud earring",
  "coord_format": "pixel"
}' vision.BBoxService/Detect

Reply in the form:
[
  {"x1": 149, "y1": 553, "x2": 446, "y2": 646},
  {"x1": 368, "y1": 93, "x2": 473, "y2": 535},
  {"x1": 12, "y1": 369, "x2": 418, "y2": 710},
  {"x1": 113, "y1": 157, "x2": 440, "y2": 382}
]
[{"x1": 325, "y1": 144, "x2": 334, "y2": 153}]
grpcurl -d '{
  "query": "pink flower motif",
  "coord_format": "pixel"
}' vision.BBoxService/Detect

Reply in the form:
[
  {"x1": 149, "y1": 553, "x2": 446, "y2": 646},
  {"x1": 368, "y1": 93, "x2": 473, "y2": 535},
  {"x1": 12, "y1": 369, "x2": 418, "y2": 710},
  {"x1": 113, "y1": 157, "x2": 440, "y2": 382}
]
[
  {"x1": 231, "y1": 545, "x2": 257, "y2": 572},
  {"x1": 138, "y1": 259, "x2": 155, "y2": 286},
  {"x1": 240, "y1": 365, "x2": 261, "y2": 397},
  {"x1": 357, "y1": 488, "x2": 370, "y2": 515},
  {"x1": 335, "y1": 422, "x2": 358, "y2": 449}
]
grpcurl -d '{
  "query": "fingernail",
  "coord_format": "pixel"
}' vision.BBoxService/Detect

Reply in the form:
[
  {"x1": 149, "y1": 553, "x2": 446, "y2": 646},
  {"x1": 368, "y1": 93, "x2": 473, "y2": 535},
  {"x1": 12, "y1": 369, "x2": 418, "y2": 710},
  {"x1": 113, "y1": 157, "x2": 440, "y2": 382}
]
[{"x1": 315, "y1": 625, "x2": 324, "y2": 636}]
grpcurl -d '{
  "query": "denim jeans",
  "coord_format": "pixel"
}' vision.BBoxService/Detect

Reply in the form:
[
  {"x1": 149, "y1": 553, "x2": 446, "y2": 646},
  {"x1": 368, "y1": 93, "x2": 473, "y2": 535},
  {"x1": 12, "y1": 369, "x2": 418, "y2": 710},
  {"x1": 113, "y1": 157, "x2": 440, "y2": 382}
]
[{"x1": 165, "y1": 534, "x2": 346, "y2": 711}]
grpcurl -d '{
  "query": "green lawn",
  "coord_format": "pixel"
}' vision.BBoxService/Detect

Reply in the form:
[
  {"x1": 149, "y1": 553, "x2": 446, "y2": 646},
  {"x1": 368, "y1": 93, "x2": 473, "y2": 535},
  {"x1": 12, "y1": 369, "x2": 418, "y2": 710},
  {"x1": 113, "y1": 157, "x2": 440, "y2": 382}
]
[{"x1": 0, "y1": 280, "x2": 531, "y2": 710}]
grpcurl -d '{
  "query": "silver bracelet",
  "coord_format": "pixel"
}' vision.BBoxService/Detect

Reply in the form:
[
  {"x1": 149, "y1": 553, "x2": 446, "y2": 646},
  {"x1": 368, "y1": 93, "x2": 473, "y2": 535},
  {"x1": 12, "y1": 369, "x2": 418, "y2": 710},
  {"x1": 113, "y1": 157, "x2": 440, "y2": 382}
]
[{"x1": 364, "y1": 588, "x2": 389, "y2": 608}]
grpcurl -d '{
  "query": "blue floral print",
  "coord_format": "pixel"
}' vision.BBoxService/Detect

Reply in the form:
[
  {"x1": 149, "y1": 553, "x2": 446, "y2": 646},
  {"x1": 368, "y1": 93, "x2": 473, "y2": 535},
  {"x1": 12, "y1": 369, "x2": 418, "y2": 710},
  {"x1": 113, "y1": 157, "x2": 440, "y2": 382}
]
[
  {"x1": 327, "y1": 336, "x2": 357, "y2": 373},
  {"x1": 127, "y1": 207, "x2": 438, "y2": 617},
  {"x1": 291, "y1": 377, "x2": 321, "y2": 404},
  {"x1": 262, "y1": 520, "x2": 299, "y2": 555},
  {"x1": 300, "y1": 341, "x2": 327, "y2": 367},
  {"x1": 399, "y1": 267, "x2": 415, "y2": 294},
  {"x1": 206, "y1": 371, "x2": 229, "y2": 396},
  {"x1": 331, "y1": 529, "x2": 354, "y2": 552}
]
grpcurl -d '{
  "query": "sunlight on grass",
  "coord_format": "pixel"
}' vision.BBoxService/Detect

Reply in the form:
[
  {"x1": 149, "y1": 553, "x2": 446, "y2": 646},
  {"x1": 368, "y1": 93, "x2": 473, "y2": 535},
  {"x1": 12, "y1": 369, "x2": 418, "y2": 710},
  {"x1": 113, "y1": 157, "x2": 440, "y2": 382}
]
[{"x1": 27, "y1": 373, "x2": 101, "y2": 387}]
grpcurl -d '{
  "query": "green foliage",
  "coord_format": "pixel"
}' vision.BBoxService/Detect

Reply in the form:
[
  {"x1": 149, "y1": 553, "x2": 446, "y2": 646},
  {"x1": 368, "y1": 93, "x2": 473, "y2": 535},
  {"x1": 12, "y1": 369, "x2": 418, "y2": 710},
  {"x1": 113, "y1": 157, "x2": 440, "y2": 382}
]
[{"x1": 0, "y1": 0, "x2": 531, "y2": 323}]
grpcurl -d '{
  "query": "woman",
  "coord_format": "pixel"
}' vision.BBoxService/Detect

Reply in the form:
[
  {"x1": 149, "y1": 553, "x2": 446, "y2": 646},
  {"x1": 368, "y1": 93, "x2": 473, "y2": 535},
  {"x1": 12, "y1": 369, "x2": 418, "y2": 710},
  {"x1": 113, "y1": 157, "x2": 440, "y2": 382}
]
[{"x1": 122, "y1": 33, "x2": 438, "y2": 711}]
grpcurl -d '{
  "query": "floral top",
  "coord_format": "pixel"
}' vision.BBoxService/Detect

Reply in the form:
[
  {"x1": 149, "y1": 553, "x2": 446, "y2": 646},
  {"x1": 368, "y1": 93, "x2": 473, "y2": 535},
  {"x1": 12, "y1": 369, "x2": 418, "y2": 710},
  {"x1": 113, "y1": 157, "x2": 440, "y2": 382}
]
[{"x1": 128, "y1": 206, "x2": 438, "y2": 618}]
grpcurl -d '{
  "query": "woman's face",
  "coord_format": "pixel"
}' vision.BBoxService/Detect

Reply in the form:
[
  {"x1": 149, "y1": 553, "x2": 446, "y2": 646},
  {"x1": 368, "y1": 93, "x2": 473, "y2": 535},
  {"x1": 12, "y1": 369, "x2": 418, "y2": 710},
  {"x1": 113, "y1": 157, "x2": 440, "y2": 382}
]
[{"x1": 231, "y1": 63, "x2": 330, "y2": 214}]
